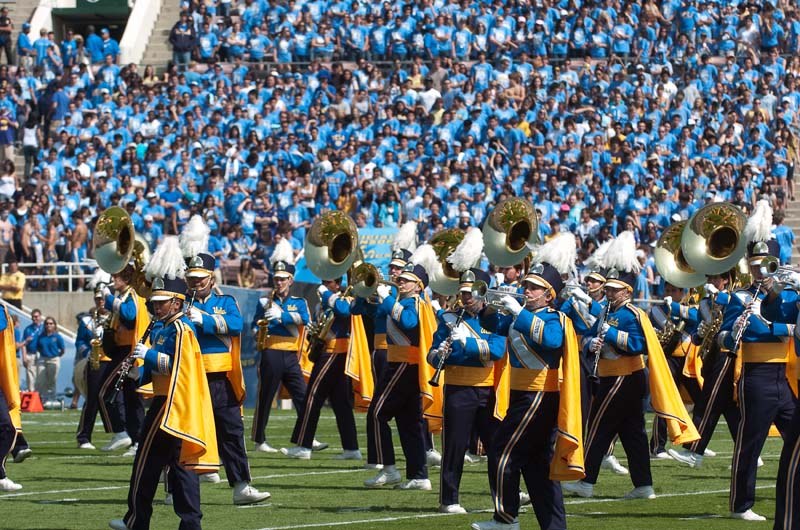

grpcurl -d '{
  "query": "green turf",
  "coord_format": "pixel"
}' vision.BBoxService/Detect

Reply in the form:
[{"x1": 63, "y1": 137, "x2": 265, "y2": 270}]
[{"x1": 0, "y1": 409, "x2": 782, "y2": 530}]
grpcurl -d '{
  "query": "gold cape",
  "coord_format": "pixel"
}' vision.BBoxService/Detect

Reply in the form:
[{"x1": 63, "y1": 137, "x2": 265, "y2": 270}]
[
  {"x1": 0, "y1": 304, "x2": 20, "y2": 430},
  {"x1": 345, "y1": 314, "x2": 374, "y2": 411}
]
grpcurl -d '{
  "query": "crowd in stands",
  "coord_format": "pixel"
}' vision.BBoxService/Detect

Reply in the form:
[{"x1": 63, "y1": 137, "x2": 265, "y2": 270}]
[{"x1": 0, "y1": 0, "x2": 799, "y2": 301}]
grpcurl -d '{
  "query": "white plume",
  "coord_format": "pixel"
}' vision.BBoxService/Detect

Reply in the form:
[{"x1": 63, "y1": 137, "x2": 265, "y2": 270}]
[
  {"x1": 409, "y1": 244, "x2": 438, "y2": 273},
  {"x1": 585, "y1": 240, "x2": 612, "y2": 272},
  {"x1": 534, "y1": 233, "x2": 577, "y2": 276},
  {"x1": 87, "y1": 268, "x2": 111, "y2": 289},
  {"x1": 446, "y1": 227, "x2": 483, "y2": 272},
  {"x1": 269, "y1": 238, "x2": 295, "y2": 265},
  {"x1": 145, "y1": 236, "x2": 186, "y2": 280},
  {"x1": 605, "y1": 231, "x2": 641, "y2": 274},
  {"x1": 392, "y1": 221, "x2": 418, "y2": 252},
  {"x1": 179, "y1": 215, "x2": 210, "y2": 258},
  {"x1": 744, "y1": 199, "x2": 773, "y2": 244}
]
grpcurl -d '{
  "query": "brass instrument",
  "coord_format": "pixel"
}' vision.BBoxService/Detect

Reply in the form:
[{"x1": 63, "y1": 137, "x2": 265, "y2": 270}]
[
  {"x1": 256, "y1": 290, "x2": 274, "y2": 351},
  {"x1": 470, "y1": 279, "x2": 527, "y2": 313},
  {"x1": 656, "y1": 314, "x2": 686, "y2": 353},
  {"x1": 89, "y1": 308, "x2": 104, "y2": 370},
  {"x1": 93, "y1": 206, "x2": 153, "y2": 298},
  {"x1": 654, "y1": 222, "x2": 706, "y2": 288},
  {"x1": 350, "y1": 259, "x2": 397, "y2": 299},
  {"x1": 307, "y1": 284, "x2": 352, "y2": 362},
  {"x1": 483, "y1": 198, "x2": 539, "y2": 267},
  {"x1": 697, "y1": 296, "x2": 723, "y2": 361},
  {"x1": 428, "y1": 307, "x2": 466, "y2": 387},
  {"x1": 304, "y1": 211, "x2": 359, "y2": 280},
  {"x1": 681, "y1": 203, "x2": 748, "y2": 275},
  {"x1": 428, "y1": 228, "x2": 468, "y2": 296}
]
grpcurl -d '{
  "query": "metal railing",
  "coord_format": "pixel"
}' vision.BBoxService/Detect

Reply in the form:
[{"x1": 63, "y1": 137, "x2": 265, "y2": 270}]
[{"x1": 0, "y1": 261, "x2": 97, "y2": 292}]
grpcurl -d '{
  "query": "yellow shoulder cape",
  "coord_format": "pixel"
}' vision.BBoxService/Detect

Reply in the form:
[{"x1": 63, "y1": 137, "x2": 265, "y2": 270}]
[
  {"x1": 345, "y1": 314, "x2": 374, "y2": 411},
  {"x1": 550, "y1": 314, "x2": 585, "y2": 481},
  {"x1": 0, "y1": 304, "x2": 20, "y2": 430},
  {"x1": 632, "y1": 305, "x2": 700, "y2": 445},
  {"x1": 160, "y1": 319, "x2": 220, "y2": 473},
  {"x1": 416, "y1": 297, "x2": 443, "y2": 433}
]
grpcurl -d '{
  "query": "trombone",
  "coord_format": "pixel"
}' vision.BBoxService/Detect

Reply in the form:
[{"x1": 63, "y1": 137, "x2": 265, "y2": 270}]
[{"x1": 470, "y1": 280, "x2": 527, "y2": 312}]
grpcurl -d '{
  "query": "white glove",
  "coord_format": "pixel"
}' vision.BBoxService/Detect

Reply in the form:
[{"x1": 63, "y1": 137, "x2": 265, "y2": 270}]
[
  {"x1": 187, "y1": 307, "x2": 203, "y2": 325},
  {"x1": 663, "y1": 296, "x2": 672, "y2": 307},
  {"x1": 102, "y1": 286, "x2": 112, "y2": 298},
  {"x1": 259, "y1": 297, "x2": 270, "y2": 308},
  {"x1": 133, "y1": 343, "x2": 148, "y2": 360},
  {"x1": 573, "y1": 288, "x2": 592, "y2": 304},
  {"x1": 450, "y1": 324, "x2": 469, "y2": 346},
  {"x1": 430, "y1": 299, "x2": 442, "y2": 312},
  {"x1": 589, "y1": 337, "x2": 604, "y2": 353},
  {"x1": 599, "y1": 323, "x2": 610, "y2": 337},
  {"x1": 500, "y1": 295, "x2": 523, "y2": 316},
  {"x1": 426, "y1": 349, "x2": 441, "y2": 367},
  {"x1": 732, "y1": 313, "x2": 749, "y2": 338},
  {"x1": 494, "y1": 272, "x2": 505, "y2": 287},
  {"x1": 785, "y1": 272, "x2": 800, "y2": 290},
  {"x1": 704, "y1": 283, "x2": 718, "y2": 295},
  {"x1": 317, "y1": 285, "x2": 328, "y2": 297},
  {"x1": 266, "y1": 306, "x2": 282, "y2": 321},
  {"x1": 376, "y1": 284, "x2": 391, "y2": 301}
]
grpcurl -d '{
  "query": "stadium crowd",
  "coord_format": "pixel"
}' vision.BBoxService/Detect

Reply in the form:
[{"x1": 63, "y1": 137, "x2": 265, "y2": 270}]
[{"x1": 0, "y1": 0, "x2": 799, "y2": 301}]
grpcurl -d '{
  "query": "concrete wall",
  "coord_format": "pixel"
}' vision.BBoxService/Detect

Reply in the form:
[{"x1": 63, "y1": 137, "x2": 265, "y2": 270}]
[{"x1": 24, "y1": 292, "x2": 94, "y2": 332}]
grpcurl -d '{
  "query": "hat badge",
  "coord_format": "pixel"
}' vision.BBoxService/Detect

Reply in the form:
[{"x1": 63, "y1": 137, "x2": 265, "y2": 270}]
[
  {"x1": 189, "y1": 255, "x2": 204, "y2": 268},
  {"x1": 152, "y1": 277, "x2": 165, "y2": 290}
]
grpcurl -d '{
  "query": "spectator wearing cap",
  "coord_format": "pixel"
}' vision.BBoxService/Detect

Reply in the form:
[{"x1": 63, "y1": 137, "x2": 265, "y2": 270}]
[
  {"x1": 16, "y1": 23, "x2": 33, "y2": 70},
  {"x1": 140, "y1": 214, "x2": 162, "y2": 251},
  {"x1": 142, "y1": 192, "x2": 165, "y2": 223},
  {"x1": 99, "y1": 28, "x2": 119, "y2": 63}
]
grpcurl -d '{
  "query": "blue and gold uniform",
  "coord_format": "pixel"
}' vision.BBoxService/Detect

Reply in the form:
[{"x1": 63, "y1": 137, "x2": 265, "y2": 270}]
[
  {"x1": 478, "y1": 264, "x2": 583, "y2": 530},
  {"x1": 99, "y1": 277, "x2": 150, "y2": 448},
  {"x1": 648, "y1": 293, "x2": 701, "y2": 457},
  {"x1": 0, "y1": 303, "x2": 22, "y2": 490},
  {"x1": 431, "y1": 269, "x2": 506, "y2": 510},
  {"x1": 288, "y1": 282, "x2": 360, "y2": 453},
  {"x1": 117, "y1": 277, "x2": 218, "y2": 530},
  {"x1": 76, "y1": 302, "x2": 115, "y2": 447},
  {"x1": 761, "y1": 283, "x2": 800, "y2": 530},
  {"x1": 724, "y1": 240, "x2": 798, "y2": 520},
  {"x1": 560, "y1": 292, "x2": 604, "y2": 420},
  {"x1": 250, "y1": 270, "x2": 310, "y2": 447}
]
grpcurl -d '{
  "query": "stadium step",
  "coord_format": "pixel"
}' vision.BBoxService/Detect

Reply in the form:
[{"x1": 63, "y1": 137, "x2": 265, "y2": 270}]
[{"x1": 140, "y1": 0, "x2": 183, "y2": 72}]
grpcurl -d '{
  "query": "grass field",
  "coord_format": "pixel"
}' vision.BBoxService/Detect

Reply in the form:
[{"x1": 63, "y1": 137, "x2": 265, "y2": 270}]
[{"x1": 0, "y1": 408, "x2": 783, "y2": 530}]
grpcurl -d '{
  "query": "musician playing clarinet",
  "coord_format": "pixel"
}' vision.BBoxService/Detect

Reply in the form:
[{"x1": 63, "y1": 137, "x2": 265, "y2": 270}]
[
  {"x1": 183, "y1": 252, "x2": 269, "y2": 505},
  {"x1": 427, "y1": 269, "x2": 505, "y2": 515}
]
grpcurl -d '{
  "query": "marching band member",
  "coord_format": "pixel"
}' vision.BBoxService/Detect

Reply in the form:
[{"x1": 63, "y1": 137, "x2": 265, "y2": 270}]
[
  {"x1": 282, "y1": 276, "x2": 364, "y2": 461},
  {"x1": 183, "y1": 250, "x2": 270, "y2": 504},
  {"x1": 109, "y1": 269, "x2": 218, "y2": 530},
  {"x1": 669, "y1": 270, "x2": 739, "y2": 467},
  {"x1": 364, "y1": 262, "x2": 436, "y2": 490},
  {"x1": 721, "y1": 231, "x2": 797, "y2": 521},
  {"x1": 76, "y1": 286, "x2": 111, "y2": 450},
  {"x1": 250, "y1": 257, "x2": 314, "y2": 453},
  {"x1": 563, "y1": 232, "x2": 698, "y2": 501},
  {"x1": 472, "y1": 263, "x2": 584, "y2": 530},
  {"x1": 98, "y1": 264, "x2": 150, "y2": 454},
  {"x1": 648, "y1": 282, "x2": 701, "y2": 459},
  {"x1": 0, "y1": 300, "x2": 22, "y2": 491},
  {"x1": 428, "y1": 268, "x2": 506, "y2": 514},
  {"x1": 354, "y1": 248, "x2": 411, "y2": 470}
]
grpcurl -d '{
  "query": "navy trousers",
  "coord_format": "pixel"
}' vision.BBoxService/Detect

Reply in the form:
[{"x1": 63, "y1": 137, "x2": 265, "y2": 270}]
[
  {"x1": 373, "y1": 362, "x2": 427, "y2": 479},
  {"x1": 251, "y1": 348, "x2": 306, "y2": 444},
  {"x1": 291, "y1": 352, "x2": 358, "y2": 450},
  {"x1": 730, "y1": 363, "x2": 797, "y2": 514},
  {"x1": 775, "y1": 399, "x2": 800, "y2": 530},
  {"x1": 685, "y1": 351, "x2": 740, "y2": 455},
  {"x1": 123, "y1": 397, "x2": 202, "y2": 530},
  {"x1": 0, "y1": 385, "x2": 18, "y2": 480},
  {"x1": 103, "y1": 348, "x2": 144, "y2": 443},
  {"x1": 584, "y1": 369, "x2": 651, "y2": 488},
  {"x1": 440, "y1": 384, "x2": 497, "y2": 506},
  {"x1": 77, "y1": 361, "x2": 113, "y2": 444},
  {"x1": 207, "y1": 373, "x2": 250, "y2": 486},
  {"x1": 487, "y1": 390, "x2": 564, "y2": 530},
  {"x1": 650, "y1": 355, "x2": 702, "y2": 454},
  {"x1": 366, "y1": 348, "x2": 389, "y2": 465}
]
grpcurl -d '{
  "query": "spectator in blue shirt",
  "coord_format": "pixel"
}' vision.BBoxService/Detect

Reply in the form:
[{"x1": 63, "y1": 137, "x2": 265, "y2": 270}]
[{"x1": 30, "y1": 316, "x2": 64, "y2": 403}]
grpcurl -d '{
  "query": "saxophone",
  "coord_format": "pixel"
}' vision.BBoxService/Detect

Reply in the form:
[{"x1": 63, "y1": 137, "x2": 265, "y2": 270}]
[
  {"x1": 697, "y1": 298, "x2": 723, "y2": 361},
  {"x1": 89, "y1": 307, "x2": 104, "y2": 370},
  {"x1": 656, "y1": 308, "x2": 686, "y2": 354},
  {"x1": 256, "y1": 291, "x2": 275, "y2": 351},
  {"x1": 307, "y1": 285, "x2": 352, "y2": 362}
]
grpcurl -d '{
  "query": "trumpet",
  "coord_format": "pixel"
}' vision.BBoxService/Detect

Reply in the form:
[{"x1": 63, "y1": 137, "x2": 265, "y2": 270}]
[
  {"x1": 428, "y1": 307, "x2": 466, "y2": 387},
  {"x1": 350, "y1": 260, "x2": 397, "y2": 299},
  {"x1": 470, "y1": 280, "x2": 527, "y2": 312}
]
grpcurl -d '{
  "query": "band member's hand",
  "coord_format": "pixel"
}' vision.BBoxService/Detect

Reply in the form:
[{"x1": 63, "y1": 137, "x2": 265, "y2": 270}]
[
  {"x1": 494, "y1": 272, "x2": 504, "y2": 286},
  {"x1": 259, "y1": 297, "x2": 270, "y2": 308},
  {"x1": 573, "y1": 288, "x2": 592, "y2": 304},
  {"x1": 317, "y1": 285, "x2": 328, "y2": 297},
  {"x1": 376, "y1": 284, "x2": 391, "y2": 301},
  {"x1": 451, "y1": 324, "x2": 468, "y2": 345},
  {"x1": 599, "y1": 323, "x2": 610, "y2": 337},
  {"x1": 589, "y1": 337, "x2": 604, "y2": 353},
  {"x1": 133, "y1": 343, "x2": 148, "y2": 360},
  {"x1": 500, "y1": 295, "x2": 523, "y2": 316},
  {"x1": 732, "y1": 313, "x2": 749, "y2": 337},
  {"x1": 785, "y1": 272, "x2": 800, "y2": 290},
  {"x1": 102, "y1": 286, "x2": 112, "y2": 298},
  {"x1": 426, "y1": 348, "x2": 441, "y2": 367},
  {"x1": 430, "y1": 299, "x2": 442, "y2": 312},
  {"x1": 704, "y1": 283, "x2": 718, "y2": 295},
  {"x1": 265, "y1": 306, "x2": 282, "y2": 321},
  {"x1": 187, "y1": 307, "x2": 203, "y2": 325},
  {"x1": 662, "y1": 296, "x2": 672, "y2": 307}
]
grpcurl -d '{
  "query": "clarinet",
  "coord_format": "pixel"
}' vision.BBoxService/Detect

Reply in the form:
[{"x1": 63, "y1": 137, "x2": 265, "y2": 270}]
[
  {"x1": 108, "y1": 321, "x2": 156, "y2": 403},
  {"x1": 588, "y1": 301, "x2": 612, "y2": 383},
  {"x1": 428, "y1": 307, "x2": 466, "y2": 387},
  {"x1": 729, "y1": 279, "x2": 765, "y2": 356}
]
